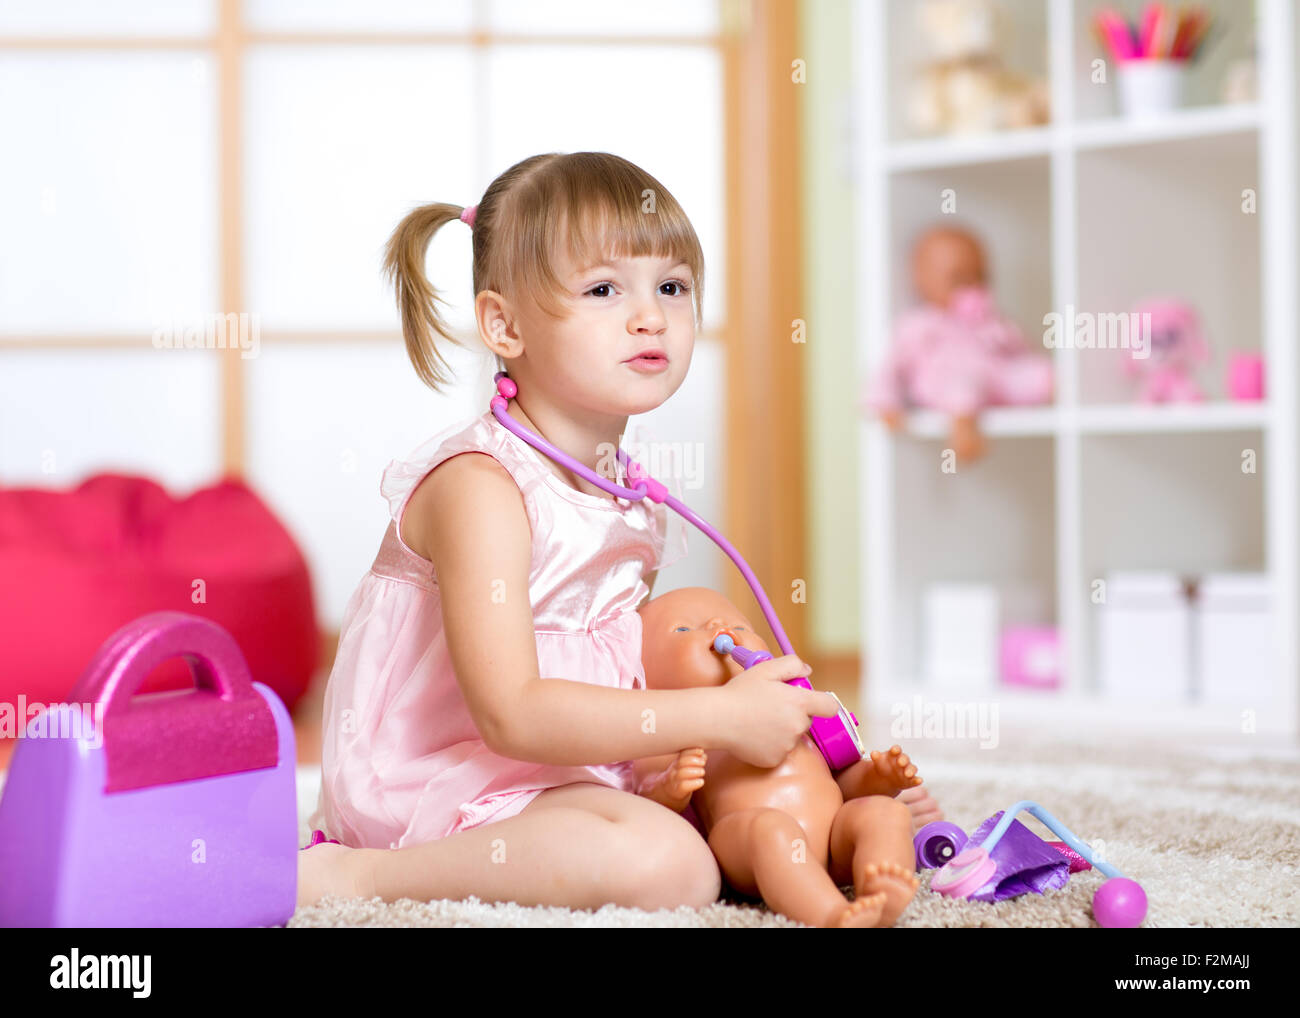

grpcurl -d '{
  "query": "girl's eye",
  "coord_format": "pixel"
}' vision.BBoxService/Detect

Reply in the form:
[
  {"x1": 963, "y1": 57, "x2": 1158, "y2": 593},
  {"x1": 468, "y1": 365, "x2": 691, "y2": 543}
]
[
  {"x1": 661, "y1": 280, "x2": 692, "y2": 297},
  {"x1": 587, "y1": 283, "x2": 614, "y2": 298},
  {"x1": 674, "y1": 626, "x2": 690, "y2": 633}
]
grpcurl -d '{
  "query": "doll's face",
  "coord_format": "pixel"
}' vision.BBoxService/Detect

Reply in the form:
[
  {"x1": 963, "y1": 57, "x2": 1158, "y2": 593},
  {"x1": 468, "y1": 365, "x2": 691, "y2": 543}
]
[
  {"x1": 638, "y1": 587, "x2": 770, "y2": 691},
  {"x1": 913, "y1": 228, "x2": 986, "y2": 309}
]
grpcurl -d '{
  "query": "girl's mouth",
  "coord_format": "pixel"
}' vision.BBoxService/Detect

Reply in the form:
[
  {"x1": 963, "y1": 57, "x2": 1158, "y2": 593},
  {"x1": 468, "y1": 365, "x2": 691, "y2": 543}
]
[{"x1": 624, "y1": 353, "x2": 669, "y2": 373}]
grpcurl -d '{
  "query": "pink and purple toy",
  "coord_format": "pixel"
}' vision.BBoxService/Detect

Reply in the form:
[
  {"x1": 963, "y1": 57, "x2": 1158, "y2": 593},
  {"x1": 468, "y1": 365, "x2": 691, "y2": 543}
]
[
  {"x1": 0, "y1": 611, "x2": 298, "y2": 927},
  {"x1": 916, "y1": 800, "x2": 1147, "y2": 927}
]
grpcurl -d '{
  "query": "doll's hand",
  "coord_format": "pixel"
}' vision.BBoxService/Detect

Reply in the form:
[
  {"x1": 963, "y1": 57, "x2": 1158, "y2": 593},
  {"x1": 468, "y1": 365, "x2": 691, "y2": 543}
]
[
  {"x1": 645, "y1": 748, "x2": 707, "y2": 813},
  {"x1": 880, "y1": 408, "x2": 905, "y2": 433},
  {"x1": 866, "y1": 745, "x2": 923, "y2": 796}
]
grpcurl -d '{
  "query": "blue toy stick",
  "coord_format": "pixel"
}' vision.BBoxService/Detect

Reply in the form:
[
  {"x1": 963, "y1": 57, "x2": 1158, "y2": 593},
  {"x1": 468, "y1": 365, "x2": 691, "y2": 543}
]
[{"x1": 979, "y1": 800, "x2": 1126, "y2": 880}]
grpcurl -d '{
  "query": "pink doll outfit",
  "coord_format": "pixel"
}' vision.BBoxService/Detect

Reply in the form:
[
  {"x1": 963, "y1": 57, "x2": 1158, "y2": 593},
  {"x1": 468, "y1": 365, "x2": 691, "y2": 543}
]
[
  {"x1": 306, "y1": 409, "x2": 689, "y2": 850},
  {"x1": 862, "y1": 286, "x2": 1053, "y2": 417}
]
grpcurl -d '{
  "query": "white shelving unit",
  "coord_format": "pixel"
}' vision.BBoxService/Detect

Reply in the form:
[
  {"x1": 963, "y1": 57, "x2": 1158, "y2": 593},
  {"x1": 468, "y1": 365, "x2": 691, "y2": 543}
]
[{"x1": 854, "y1": 0, "x2": 1298, "y2": 736}]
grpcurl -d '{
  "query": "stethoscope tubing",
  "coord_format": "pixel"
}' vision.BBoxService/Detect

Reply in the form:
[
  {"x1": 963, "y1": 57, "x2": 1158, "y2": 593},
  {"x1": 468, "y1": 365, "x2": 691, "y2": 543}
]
[{"x1": 490, "y1": 375, "x2": 795, "y2": 656}]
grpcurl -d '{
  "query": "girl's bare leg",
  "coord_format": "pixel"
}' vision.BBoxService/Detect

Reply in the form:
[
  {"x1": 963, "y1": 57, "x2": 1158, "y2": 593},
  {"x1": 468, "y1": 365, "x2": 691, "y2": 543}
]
[
  {"x1": 297, "y1": 781, "x2": 721, "y2": 912},
  {"x1": 706, "y1": 807, "x2": 886, "y2": 928},
  {"x1": 828, "y1": 795, "x2": 919, "y2": 927}
]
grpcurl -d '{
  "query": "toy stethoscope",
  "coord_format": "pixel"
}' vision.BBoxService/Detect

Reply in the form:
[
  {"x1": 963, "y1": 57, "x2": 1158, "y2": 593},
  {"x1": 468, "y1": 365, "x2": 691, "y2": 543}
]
[
  {"x1": 490, "y1": 370, "x2": 867, "y2": 769},
  {"x1": 917, "y1": 801, "x2": 1148, "y2": 927}
]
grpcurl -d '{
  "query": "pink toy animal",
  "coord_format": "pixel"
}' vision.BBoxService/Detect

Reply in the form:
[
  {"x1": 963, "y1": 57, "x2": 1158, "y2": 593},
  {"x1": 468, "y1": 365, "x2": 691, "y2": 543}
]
[{"x1": 1123, "y1": 298, "x2": 1209, "y2": 403}]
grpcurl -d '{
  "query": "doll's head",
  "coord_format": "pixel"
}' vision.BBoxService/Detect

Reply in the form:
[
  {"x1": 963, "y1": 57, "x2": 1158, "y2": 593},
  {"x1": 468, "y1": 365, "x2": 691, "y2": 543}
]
[
  {"x1": 638, "y1": 586, "x2": 770, "y2": 692},
  {"x1": 912, "y1": 225, "x2": 987, "y2": 309},
  {"x1": 384, "y1": 152, "x2": 703, "y2": 419}
]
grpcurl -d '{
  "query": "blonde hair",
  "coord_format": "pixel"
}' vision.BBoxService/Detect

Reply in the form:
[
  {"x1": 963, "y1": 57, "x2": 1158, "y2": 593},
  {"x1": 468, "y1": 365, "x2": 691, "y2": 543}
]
[{"x1": 382, "y1": 151, "x2": 706, "y2": 393}]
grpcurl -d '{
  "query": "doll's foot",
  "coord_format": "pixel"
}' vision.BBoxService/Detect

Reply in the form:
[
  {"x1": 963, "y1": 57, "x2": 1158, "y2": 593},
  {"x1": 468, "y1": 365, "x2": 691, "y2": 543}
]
[
  {"x1": 855, "y1": 861, "x2": 920, "y2": 928},
  {"x1": 827, "y1": 890, "x2": 886, "y2": 929},
  {"x1": 296, "y1": 842, "x2": 372, "y2": 909},
  {"x1": 949, "y1": 415, "x2": 986, "y2": 462}
]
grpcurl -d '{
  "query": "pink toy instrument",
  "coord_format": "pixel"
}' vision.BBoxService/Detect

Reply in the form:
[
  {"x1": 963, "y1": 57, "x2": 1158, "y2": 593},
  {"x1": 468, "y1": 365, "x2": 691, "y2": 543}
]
[
  {"x1": 491, "y1": 371, "x2": 866, "y2": 770},
  {"x1": 0, "y1": 611, "x2": 298, "y2": 927}
]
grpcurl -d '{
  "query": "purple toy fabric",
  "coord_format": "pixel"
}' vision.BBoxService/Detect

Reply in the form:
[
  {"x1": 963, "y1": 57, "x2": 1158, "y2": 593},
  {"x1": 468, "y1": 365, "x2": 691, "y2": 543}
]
[{"x1": 968, "y1": 811, "x2": 1071, "y2": 903}]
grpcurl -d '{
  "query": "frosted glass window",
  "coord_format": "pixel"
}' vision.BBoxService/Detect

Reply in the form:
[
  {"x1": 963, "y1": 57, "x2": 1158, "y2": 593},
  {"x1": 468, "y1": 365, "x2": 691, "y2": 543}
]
[
  {"x1": 244, "y1": 339, "x2": 495, "y2": 626},
  {"x1": 246, "y1": 0, "x2": 472, "y2": 32},
  {"x1": 244, "y1": 46, "x2": 478, "y2": 330},
  {"x1": 0, "y1": 349, "x2": 220, "y2": 489},
  {"x1": 0, "y1": 1, "x2": 213, "y2": 36},
  {"x1": 485, "y1": 45, "x2": 725, "y2": 329},
  {"x1": 0, "y1": 53, "x2": 217, "y2": 334},
  {"x1": 488, "y1": 0, "x2": 719, "y2": 36}
]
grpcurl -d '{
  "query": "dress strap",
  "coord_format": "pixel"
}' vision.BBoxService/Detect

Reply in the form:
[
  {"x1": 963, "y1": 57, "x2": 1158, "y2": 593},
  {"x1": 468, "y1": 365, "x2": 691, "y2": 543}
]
[{"x1": 370, "y1": 520, "x2": 436, "y2": 592}]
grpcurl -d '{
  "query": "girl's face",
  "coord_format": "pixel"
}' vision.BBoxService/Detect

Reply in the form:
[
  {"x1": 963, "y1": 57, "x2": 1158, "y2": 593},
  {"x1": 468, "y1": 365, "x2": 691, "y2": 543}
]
[{"x1": 516, "y1": 248, "x2": 696, "y2": 418}]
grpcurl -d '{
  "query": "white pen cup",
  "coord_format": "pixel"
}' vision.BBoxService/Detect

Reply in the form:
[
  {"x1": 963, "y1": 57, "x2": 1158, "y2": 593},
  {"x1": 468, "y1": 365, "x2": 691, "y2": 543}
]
[{"x1": 1116, "y1": 58, "x2": 1188, "y2": 118}]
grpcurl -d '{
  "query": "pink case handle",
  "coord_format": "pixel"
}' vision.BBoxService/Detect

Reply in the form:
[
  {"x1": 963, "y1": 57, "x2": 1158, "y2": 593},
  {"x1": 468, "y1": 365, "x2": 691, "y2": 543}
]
[{"x1": 68, "y1": 611, "x2": 279, "y2": 792}]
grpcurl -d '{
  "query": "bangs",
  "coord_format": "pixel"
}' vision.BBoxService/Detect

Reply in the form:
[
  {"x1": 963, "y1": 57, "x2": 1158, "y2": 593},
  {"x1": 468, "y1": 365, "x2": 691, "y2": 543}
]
[{"x1": 492, "y1": 153, "x2": 705, "y2": 325}]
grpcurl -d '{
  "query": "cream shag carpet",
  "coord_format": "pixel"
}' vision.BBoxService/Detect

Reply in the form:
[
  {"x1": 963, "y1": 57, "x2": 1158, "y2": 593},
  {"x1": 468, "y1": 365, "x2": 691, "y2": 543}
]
[{"x1": 288, "y1": 727, "x2": 1300, "y2": 928}]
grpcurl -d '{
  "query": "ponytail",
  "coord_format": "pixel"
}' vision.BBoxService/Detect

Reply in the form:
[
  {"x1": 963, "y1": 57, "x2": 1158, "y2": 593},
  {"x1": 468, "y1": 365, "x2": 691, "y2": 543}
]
[{"x1": 382, "y1": 202, "x2": 467, "y2": 392}]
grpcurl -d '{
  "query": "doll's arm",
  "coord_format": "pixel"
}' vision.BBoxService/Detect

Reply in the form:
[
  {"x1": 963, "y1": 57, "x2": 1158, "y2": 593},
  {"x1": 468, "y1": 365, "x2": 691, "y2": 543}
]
[
  {"x1": 861, "y1": 310, "x2": 932, "y2": 415},
  {"x1": 631, "y1": 749, "x2": 706, "y2": 813},
  {"x1": 834, "y1": 744, "x2": 922, "y2": 800},
  {"x1": 987, "y1": 313, "x2": 1031, "y2": 356}
]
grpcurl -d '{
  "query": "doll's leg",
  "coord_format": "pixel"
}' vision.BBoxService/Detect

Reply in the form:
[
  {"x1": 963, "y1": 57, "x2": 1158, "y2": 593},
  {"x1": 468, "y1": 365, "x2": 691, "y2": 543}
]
[
  {"x1": 989, "y1": 355, "x2": 1053, "y2": 406},
  {"x1": 827, "y1": 795, "x2": 919, "y2": 927},
  {"x1": 297, "y1": 781, "x2": 720, "y2": 912},
  {"x1": 707, "y1": 807, "x2": 886, "y2": 928}
]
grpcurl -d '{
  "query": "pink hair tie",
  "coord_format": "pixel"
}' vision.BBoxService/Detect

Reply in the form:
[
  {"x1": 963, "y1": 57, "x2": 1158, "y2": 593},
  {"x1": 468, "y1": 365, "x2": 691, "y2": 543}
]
[{"x1": 460, "y1": 204, "x2": 478, "y2": 228}]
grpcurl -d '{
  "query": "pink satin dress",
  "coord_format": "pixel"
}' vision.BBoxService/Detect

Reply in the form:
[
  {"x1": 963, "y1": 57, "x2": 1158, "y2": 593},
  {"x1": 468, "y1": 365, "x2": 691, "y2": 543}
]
[{"x1": 307, "y1": 409, "x2": 688, "y2": 850}]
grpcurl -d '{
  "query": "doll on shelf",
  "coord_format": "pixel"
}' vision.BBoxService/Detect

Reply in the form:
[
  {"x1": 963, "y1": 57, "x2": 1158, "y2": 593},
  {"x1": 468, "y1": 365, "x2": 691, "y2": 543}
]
[
  {"x1": 1123, "y1": 297, "x2": 1209, "y2": 403},
  {"x1": 860, "y1": 224, "x2": 1054, "y2": 462},
  {"x1": 632, "y1": 586, "x2": 928, "y2": 929}
]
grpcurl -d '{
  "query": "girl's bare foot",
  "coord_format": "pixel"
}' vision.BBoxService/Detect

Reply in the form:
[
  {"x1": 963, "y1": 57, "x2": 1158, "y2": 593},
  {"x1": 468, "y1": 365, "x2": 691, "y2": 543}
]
[
  {"x1": 296, "y1": 843, "x2": 372, "y2": 909},
  {"x1": 898, "y1": 782, "x2": 944, "y2": 833},
  {"x1": 826, "y1": 890, "x2": 886, "y2": 928},
  {"x1": 856, "y1": 860, "x2": 919, "y2": 927}
]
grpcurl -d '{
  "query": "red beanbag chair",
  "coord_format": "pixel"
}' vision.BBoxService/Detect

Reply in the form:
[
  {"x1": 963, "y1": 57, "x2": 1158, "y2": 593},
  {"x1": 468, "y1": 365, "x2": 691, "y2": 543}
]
[{"x1": 0, "y1": 473, "x2": 318, "y2": 719}]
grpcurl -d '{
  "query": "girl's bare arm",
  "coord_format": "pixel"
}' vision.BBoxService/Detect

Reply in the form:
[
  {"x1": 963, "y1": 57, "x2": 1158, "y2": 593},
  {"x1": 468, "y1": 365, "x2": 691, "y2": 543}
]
[{"x1": 415, "y1": 451, "x2": 726, "y2": 767}]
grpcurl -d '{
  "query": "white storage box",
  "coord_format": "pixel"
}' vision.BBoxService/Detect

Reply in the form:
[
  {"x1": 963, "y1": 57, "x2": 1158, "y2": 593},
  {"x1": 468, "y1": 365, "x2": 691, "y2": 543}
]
[
  {"x1": 1195, "y1": 572, "x2": 1276, "y2": 707},
  {"x1": 922, "y1": 583, "x2": 999, "y2": 691},
  {"x1": 1097, "y1": 571, "x2": 1190, "y2": 703}
]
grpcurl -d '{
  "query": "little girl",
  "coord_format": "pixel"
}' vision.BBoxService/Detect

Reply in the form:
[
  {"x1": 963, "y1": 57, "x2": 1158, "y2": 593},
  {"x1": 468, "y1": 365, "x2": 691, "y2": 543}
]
[
  {"x1": 298, "y1": 151, "x2": 941, "y2": 914},
  {"x1": 297, "y1": 151, "x2": 843, "y2": 912}
]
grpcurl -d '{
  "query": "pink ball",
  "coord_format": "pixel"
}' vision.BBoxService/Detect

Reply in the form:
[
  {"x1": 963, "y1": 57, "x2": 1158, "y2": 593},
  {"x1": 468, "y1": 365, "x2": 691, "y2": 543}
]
[{"x1": 1093, "y1": 878, "x2": 1147, "y2": 928}]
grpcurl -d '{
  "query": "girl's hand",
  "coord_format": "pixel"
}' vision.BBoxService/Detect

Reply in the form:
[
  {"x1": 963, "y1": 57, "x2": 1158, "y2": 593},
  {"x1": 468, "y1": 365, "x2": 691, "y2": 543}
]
[
  {"x1": 643, "y1": 748, "x2": 707, "y2": 813},
  {"x1": 719, "y1": 656, "x2": 840, "y2": 769}
]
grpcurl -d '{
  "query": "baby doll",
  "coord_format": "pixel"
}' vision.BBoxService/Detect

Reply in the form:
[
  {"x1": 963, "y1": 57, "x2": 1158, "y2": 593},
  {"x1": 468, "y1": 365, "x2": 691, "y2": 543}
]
[
  {"x1": 1122, "y1": 298, "x2": 1209, "y2": 403},
  {"x1": 861, "y1": 224, "x2": 1053, "y2": 462},
  {"x1": 633, "y1": 587, "x2": 922, "y2": 929}
]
